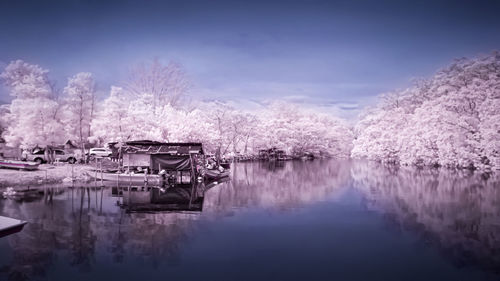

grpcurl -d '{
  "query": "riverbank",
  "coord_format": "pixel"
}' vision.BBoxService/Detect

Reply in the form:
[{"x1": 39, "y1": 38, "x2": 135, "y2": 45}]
[{"x1": 0, "y1": 164, "x2": 95, "y2": 187}]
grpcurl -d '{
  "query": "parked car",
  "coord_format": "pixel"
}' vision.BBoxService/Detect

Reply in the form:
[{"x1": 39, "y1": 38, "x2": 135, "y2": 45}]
[
  {"x1": 22, "y1": 149, "x2": 77, "y2": 164},
  {"x1": 88, "y1": 148, "x2": 112, "y2": 158}
]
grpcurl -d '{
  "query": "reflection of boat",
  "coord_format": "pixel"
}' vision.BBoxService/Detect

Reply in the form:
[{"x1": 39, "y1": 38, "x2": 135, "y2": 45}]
[
  {"x1": 0, "y1": 159, "x2": 39, "y2": 171},
  {"x1": 205, "y1": 169, "x2": 230, "y2": 181},
  {"x1": 0, "y1": 216, "x2": 28, "y2": 238},
  {"x1": 2, "y1": 188, "x2": 44, "y2": 202},
  {"x1": 300, "y1": 153, "x2": 314, "y2": 161}
]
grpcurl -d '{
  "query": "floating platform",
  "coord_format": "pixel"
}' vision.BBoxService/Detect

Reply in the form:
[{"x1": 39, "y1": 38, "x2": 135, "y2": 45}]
[
  {"x1": 0, "y1": 159, "x2": 39, "y2": 171},
  {"x1": 0, "y1": 216, "x2": 27, "y2": 238}
]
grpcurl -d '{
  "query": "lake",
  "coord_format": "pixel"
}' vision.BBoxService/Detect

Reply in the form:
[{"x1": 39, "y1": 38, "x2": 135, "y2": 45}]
[{"x1": 0, "y1": 160, "x2": 499, "y2": 281}]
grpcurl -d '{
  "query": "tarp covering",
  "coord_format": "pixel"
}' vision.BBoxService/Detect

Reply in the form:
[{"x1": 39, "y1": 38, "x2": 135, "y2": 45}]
[{"x1": 151, "y1": 155, "x2": 191, "y2": 171}]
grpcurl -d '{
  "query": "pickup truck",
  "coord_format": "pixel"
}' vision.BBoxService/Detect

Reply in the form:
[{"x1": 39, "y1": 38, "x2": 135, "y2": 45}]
[{"x1": 22, "y1": 149, "x2": 77, "y2": 164}]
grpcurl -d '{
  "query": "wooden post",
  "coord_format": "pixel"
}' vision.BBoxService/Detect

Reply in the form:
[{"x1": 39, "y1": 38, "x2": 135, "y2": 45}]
[
  {"x1": 99, "y1": 184, "x2": 104, "y2": 214},
  {"x1": 100, "y1": 159, "x2": 103, "y2": 184},
  {"x1": 72, "y1": 164, "x2": 74, "y2": 181},
  {"x1": 189, "y1": 154, "x2": 196, "y2": 183},
  {"x1": 94, "y1": 158, "x2": 98, "y2": 184},
  {"x1": 188, "y1": 154, "x2": 197, "y2": 209},
  {"x1": 95, "y1": 180, "x2": 98, "y2": 208},
  {"x1": 128, "y1": 174, "x2": 131, "y2": 208}
]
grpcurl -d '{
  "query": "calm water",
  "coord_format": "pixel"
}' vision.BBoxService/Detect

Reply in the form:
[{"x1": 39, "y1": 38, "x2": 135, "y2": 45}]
[{"x1": 0, "y1": 160, "x2": 499, "y2": 281}]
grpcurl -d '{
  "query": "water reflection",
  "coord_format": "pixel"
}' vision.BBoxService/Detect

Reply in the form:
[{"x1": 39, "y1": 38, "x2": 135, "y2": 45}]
[
  {"x1": 0, "y1": 184, "x2": 204, "y2": 281},
  {"x1": 204, "y1": 159, "x2": 351, "y2": 212},
  {"x1": 0, "y1": 160, "x2": 499, "y2": 280},
  {"x1": 350, "y1": 160, "x2": 500, "y2": 274}
]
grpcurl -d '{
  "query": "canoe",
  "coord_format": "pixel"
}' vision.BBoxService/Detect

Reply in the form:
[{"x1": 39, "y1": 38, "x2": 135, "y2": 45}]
[
  {"x1": 0, "y1": 159, "x2": 39, "y2": 171},
  {"x1": 0, "y1": 216, "x2": 28, "y2": 238}
]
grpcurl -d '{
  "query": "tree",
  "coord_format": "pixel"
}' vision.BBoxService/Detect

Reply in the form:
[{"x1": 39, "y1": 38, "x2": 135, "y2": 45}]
[
  {"x1": 124, "y1": 58, "x2": 190, "y2": 111},
  {"x1": 352, "y1": 52, "x2": 500, "y2": 170},
  {"x1": 255, "y1": 101, "x2": 353, "y2": 157},
  {"x1": 62, "y1": 72, "x2": 96, "y2": 156},
  {"x1": 90, "y1": 86, "x2": 131, "y2": 144},
  {"x1": 0, "y1": 60, "x2": 53, "y2": 99},
  {"x1": 0, "y1": 60, "x2": 65, "y2": 149}
]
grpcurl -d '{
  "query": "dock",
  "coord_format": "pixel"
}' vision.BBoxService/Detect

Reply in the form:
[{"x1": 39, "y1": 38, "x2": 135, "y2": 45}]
[{"x1": 0, "y1": 216, "x2": 27, "y2": 238}]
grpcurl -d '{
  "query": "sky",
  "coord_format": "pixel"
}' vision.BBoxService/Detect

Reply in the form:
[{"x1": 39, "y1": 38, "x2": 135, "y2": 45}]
[{"x1": 1, "y1": 0, "x2": 500, "y2": 118}]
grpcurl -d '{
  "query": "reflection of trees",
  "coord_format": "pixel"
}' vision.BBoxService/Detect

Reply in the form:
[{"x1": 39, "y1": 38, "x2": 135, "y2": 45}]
[
  {"x1": 0, "y1": 186, "x2": 200, "y2": 280},
  {"x1": 0, "y1": 188, "x2": 63, "y2": 280},
  {"x1": 116, "y1": 212, "x2": 198, "y2": 268},
  {"x1": 204, "y1": 160, "x2": 351, "y2": 212},
  {"x1": 3, "y1": 160, "x2": 497, "y2": 279},
  {"x1": 350, "y1": 161, "x2": 500, "y2": 273},
  {"x1": 67, "y1": 188, "x2": 96, "y2": 272},
  {"x1": 0, "y1": 161, "x2": 351, "y2": 280}
]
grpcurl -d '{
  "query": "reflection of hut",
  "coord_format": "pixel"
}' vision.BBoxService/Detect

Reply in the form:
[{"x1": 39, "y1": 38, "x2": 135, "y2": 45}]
[{"x1": 122, "y1": 140, "x2": 204, "y2": 182}]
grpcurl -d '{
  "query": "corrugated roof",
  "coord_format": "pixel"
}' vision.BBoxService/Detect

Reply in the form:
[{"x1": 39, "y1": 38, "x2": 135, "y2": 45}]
[{"x1": 123, "y1": 141, "x2": 204, "y2": 155}]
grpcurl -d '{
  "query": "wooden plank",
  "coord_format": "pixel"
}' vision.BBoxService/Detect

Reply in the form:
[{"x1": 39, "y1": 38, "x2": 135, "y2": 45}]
[{"x1": 0, "y1": 216, "x2": 27, "y2": 238}]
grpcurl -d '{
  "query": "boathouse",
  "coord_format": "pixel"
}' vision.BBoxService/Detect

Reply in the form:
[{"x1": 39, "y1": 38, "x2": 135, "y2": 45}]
[
  {"x1": 122, "y1": 140, "x2": 204, "y2": 180},
  {"x1": 258, "y1": 147, "x2": 286, "y2": 161}
]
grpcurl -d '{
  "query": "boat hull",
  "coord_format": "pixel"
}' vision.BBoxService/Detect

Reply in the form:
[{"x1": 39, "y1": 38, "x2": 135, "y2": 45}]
[
  {"x1": 90, "y1": 172, "x2": 161, "y2": 184},
  {"x1": 0, "y1": 160, "x2": 39, "y2": 171},
  {"x1": 0, "y1": 216, "x2": 28, "y2": 238},
  {"x1": 205, "y1": 169, "x2": 230, "y2": 181}
]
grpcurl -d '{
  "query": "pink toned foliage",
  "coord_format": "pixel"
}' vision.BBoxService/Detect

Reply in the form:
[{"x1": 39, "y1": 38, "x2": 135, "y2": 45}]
[{"x1": 352, "y1": 52, "x2": 500, "y2": 170}]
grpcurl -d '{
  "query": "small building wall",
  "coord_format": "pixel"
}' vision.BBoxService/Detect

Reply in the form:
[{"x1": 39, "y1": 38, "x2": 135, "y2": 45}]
[
  {"x1": 0, "y1": 144, "x2": 21, "y2": 159},
  {"x1": 123, "y1": 153, "x2": 151, "y2": 168}
]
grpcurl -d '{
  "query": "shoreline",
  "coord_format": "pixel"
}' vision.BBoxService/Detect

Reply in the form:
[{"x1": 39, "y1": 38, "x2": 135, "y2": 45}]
[{"x1": 0, "y1": 164, "x2": 94, "y2": 187}]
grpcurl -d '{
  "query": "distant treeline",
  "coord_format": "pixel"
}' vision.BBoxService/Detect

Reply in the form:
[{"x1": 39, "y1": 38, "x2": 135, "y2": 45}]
[{"x1": 1, "y1": 52, "x2": 499, "y2": 170}]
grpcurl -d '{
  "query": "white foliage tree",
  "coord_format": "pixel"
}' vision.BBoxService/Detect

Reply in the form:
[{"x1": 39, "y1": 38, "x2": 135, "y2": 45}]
[
  {"x1": 0, "y1": 60, "x2": 64, "y2": 149},
  {"x1": 124, "y1": 58, "x2": 190, "y2": 111},
  {"x1": 352, "y1": 52, "x2": 500, "y2": 170},
  {"x1": 90, "y1": 86, "x2": 131, "y2": 144},
  {"x1": 257, "y1": 101, "x2": 353, "y2": 157},
  {"x1": 62, "y1": 72, "x2": 95, "y2": 154}
]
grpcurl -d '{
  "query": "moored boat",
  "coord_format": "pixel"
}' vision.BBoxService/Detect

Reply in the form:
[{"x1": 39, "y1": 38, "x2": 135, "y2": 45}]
[
  {"x1": 0, "y1": 159, "x2": 39, "y2": 171},
  {"x1": 89, "y1": 171, "x2": 161, "y2": 184},
  {"x1": 204, "y1": 169, "x2": 230, "y2": 181},
  {"x1": 0, "y1": 216, "x2": 28, "y2": 238}
]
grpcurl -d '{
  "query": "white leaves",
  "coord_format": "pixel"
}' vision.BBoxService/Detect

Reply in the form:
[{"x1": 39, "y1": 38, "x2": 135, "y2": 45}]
[
  {"x1": 61, "y1": 72, "x2": 95, "y2": 145},
  {"x1": 4, "y1": 97, "x2": 64, "y2": 148},
  {"x1": 124, "y1": 58, "x2": 189, "y2": 109},
  {"x1": 0, "y1": 60, "x2": 52, "y2": 99},
  {"x1": 0, "y1": 61, "x2": 65, "y2": 148},
  {"x1": 352, "y1": 52, "x2": 500, "y2": 170}
]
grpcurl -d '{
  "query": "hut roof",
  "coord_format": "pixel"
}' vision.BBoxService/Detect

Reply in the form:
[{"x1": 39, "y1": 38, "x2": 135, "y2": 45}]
[{"x1": 123, "y1": 140, "x2": 204, "y2": 155}]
